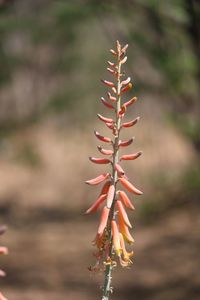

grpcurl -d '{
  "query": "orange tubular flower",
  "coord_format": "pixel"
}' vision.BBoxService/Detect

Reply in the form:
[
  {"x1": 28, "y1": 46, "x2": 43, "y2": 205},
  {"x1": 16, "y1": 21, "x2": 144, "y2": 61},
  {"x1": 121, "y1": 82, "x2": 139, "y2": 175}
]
[
  {"x1": 119, "y1": 177, "x2": 143, "y2": 195},
  {"x1": 118, "y1": 190, "x2": 135, "y2": 210},
  {"x1": 85, "y1": 41, "x2": 143, "y2": 299},
  {"x1": 121, "y1": 116, "x2": 140, "y2": 128},
  {"x1": 106, "y1": 185, "x2": 115, "y2": 208},
  {"x1": 111, "y1": 220, "x2": 122, "y2": 256},
  {"x1": 86, "y1": 173, "x2": 110, "y2": 185},
  {"x1": 120, "y1": 151, "x2": 143, "y2": 161},
  {"x1": 97, "y1": 206, "x2": 110, "y2": 235},
  {"x1": 85, "y1": 194, "x2": 107, "y2": 215},
  {"x1": 100, "y1": 97, "x2": 115, "y2": 110}
]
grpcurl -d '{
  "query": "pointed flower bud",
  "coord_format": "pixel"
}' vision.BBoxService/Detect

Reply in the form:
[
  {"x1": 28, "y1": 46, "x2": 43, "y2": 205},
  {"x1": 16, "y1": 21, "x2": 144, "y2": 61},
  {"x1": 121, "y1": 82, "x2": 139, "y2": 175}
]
[
  {"x1": 106, "y1": 185, "x2": 115, "y2": 208},
  {"x1": 121, "y1": 83, "x2": 132, "y2": 93},
  {"x1": 116, "y1": 200, "x2": 132, "y2": 228},
  {"x1": 121, "y1": 44, "x2": 129, "y2": 54},
  {"x1": 105, "y1": 122, "x2": 115, "y2": 130},
  {"x1": 107, "y1": 68, "x2": 116, "y2": 75},
  {"x1": 97, "y1": 114, "x2": 114, "y2": 124},
  {"x1": 100, "y1": 97, "x2": 115, "y2": 110},
  {"x1": 85, "y1": 194, "x2": 107, "y2": 214},
  {"x1": 107, "y1": 92, "x2": 117, "y2": 102},
  {"x1": 115, "y1": 163, "x2": 125, "y2": 176},
  {"x1": 110, "y1": 49, "x2": 117, "y2": 56},
  {"x1": 98, "y1": 206, "x2": 110, "y2": 235},
  {"x1": 89, "y1": 157, "x2": 111, "y2": 164},
  {"x1": 120, "y1": 151, "x2": 142, "y2": 161},
  {"x1": 118, "y1": 190, "x2": 135, "y2": 210},
  {"x1": 118, "y1": 138, "x2": 134, "y2": 147},
  {"x1": 118, "y1": 105, "x2": 126, "y2": 117},
  {"x1": 107, "y1": 61, "x2": 115, "y2": 67},
  {"x1": 121, "y1": 77, "x2": 131, "y2": 87},
  {"x1": 121, "y1": 117, "x2": 140, "y2": 128},
  {"x1": 100, "y1": 180, "x2": 111, "y2": 195},
  {"x1": 97, "y1": 146, "x2": 113, "y2": 156},
  {"x1": 119, "y1": 177, "x2": 143, "y2": 195},
  {"x1": 101, "y1": 79, "x2": 115, "y2": 88},
  {"x1": 94, "y1": 131, "x2": 112, "y2": 143},
  {"x1": 120, "y1": 56, "x2": 127, "y2": 64},
  {"x1": 124, "y1": 96, "x2": 137, "y2": 108},
  {"x1": 112, "y1": 87, "x2": 117, "y2": 94},
  {"x1": 86, "y1": 173, "x2": 110, "y2": 185}
]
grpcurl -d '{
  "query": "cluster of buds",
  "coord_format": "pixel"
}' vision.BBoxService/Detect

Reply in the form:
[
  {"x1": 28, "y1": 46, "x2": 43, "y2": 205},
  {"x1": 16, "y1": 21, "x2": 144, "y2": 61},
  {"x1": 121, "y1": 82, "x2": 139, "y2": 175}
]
[
  {"x1": 0, "y1": 225, "x2": 8, "y2": 300},
  {"x1": 85, "y1": 41, "x2": 143, "y2": 272}
]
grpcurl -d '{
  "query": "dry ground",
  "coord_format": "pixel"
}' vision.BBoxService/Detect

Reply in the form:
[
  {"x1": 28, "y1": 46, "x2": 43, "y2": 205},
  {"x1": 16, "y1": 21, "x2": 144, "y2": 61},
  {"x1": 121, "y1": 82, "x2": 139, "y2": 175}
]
[{"x1": 0, "y1": 114, "x2": 199, "y2": 300}]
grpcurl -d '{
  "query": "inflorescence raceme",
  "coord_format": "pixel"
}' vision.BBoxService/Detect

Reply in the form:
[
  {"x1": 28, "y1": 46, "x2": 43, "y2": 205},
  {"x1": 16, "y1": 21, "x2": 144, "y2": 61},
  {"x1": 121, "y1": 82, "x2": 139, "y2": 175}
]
[{"x1": 85, "y1": 41, "x2": 143, "y2": 272}]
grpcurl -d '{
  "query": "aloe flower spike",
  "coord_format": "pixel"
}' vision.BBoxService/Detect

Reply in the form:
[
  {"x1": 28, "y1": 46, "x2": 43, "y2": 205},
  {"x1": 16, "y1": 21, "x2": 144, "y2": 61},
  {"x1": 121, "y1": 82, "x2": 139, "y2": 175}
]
[{"x1": 85, "y1": 41, "x2": 143, "y2": 300}]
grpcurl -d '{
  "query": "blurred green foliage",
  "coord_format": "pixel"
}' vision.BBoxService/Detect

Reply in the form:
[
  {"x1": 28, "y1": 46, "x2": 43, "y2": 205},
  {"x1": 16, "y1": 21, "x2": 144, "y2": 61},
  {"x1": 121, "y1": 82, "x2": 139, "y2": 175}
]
[
  {"x1": 0, "y1": 0, "x2": 199, "y2": 145},
  {"x1": 14, "y1": 143, "x2": 41, "y2": 168}
]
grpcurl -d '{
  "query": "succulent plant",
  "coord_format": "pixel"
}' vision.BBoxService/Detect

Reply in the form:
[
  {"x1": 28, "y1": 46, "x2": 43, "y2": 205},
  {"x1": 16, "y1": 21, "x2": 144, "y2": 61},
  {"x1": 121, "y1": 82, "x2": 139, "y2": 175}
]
[{"x1": 85, "y1": 41, "x2": 143, "y2": 299}]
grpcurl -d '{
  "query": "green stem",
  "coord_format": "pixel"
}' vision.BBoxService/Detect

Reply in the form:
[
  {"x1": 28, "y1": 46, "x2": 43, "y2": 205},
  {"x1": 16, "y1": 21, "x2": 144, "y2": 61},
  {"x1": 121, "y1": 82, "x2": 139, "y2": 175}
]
[{"x1": 102, "y1": 45, "x2": 122, "y2": 300}]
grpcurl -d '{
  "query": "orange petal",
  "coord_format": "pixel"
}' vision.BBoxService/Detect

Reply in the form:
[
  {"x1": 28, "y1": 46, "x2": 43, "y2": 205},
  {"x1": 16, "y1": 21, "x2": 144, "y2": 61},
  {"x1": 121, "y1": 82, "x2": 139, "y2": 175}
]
[
  {"x1": 120, "y1": 56, "x2": 127, "y2": 64},
  {"x1": 107, "y1": 61, "x2": 115, "y2": 67},
  {"x1": 97, "y1": 146, "x2": 113, "y2": 156},
  {"x1": 115, "y1": 163, "x2": 125, "y2": 176},
  {"x1": 107, "y1": 92, "x2": 116, "y2": 102},
  {"x1": 121, "y1": 83, "x2": 132, "y2": 93},
  {"x1": 118, "y1": 190, "x2": 135, "y2": 210},
  {"x1": 85, "y1": 194, "x2": 107, "y2": 214},
  {"x1": 97, "y1": 114, "x2": 114, "y2": 124},
  {"x1": 121, "y1": 77, "x2": 131, "y2": 87},
  {"x1": 121, "y1": 44, "x2": 128, "y2": 54},
  {"x1": 118, "y1": 213, "x2": 134, "y2": 244},
  {"x1": 86, "y1": 173, "x2": 110, "y2": 185},
  {"x1": 100, "y1": 181, "x2": 111, "y2": 195},
  {"x1": 121, "y1": 117, "x2": 140, "y2": 128},
  {"x1": 110, "y1": 49, "x2": 117, "y2": 56},
  {"x1": 101, "y1": 79, "x2": 115, "y2": 88},
  {"x1": 94, "y1": 131, "x2": 112, "y2": 143},
  {"x1": 111, "y1": 220, "x2": 122, "y2": 256},
  {"x1": 120, "y1": 151, "x2": 143, "y2": 161},
  {"x1": 118, "y1": 105, "x2": 126, "y2": 117},
  {"x1": 116, "y1": 200, "x2": 132, "y2": 228},
  {"x1": 119, "y1": 178, "x2": 143, "y2": 195},
  {"x1": 106, "y1": 185, "x2": 115, "y2": 208},
  {"x1": 112, "y1": 87, "x2": 117, "y2": 94},
  {"x1": 119, "y1": 233, "x2": 134, "y2": 260},
  {"x1": 100, "y1": 97, "x2": 115, "y2": 110},
  {"x1": 97, "y1": 206, "x2": 110, "y2": 235},
  {"x1": 124, "y1": 96, "x2": 137, "y2": 107},
  {"x1": 89, "y1": 157, "x2": 111, "y2": 164},
  {"x1": 105, "y1": 122, "x2": 114, "y2": 130},
  {"x1": 107, "y1": 67, "x2": 116, "y2": 75},
  {"x1": 118, "y1": 137, "x2": 134, "y2": 147}
]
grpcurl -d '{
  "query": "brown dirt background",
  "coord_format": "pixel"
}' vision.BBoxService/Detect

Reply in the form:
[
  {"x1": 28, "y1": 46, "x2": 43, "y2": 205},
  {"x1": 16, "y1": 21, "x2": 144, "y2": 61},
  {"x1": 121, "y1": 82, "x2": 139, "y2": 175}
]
[{"x1": 0, "y1": 112, "x2": 199, "y2": 300}]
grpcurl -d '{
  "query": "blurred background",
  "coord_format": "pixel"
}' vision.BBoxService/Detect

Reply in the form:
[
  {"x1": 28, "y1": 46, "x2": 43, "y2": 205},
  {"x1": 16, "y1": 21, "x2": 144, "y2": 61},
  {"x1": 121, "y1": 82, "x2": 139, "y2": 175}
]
[{"x1": 0, "y1": 0, "x2": 199, "y2": 299}]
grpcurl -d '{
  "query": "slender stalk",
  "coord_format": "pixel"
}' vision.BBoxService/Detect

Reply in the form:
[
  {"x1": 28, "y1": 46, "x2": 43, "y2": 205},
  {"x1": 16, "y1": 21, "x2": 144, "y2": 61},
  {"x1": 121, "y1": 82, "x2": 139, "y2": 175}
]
[{"x1": 102, "y1": 43, "x2": 122, "y2": 300}]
